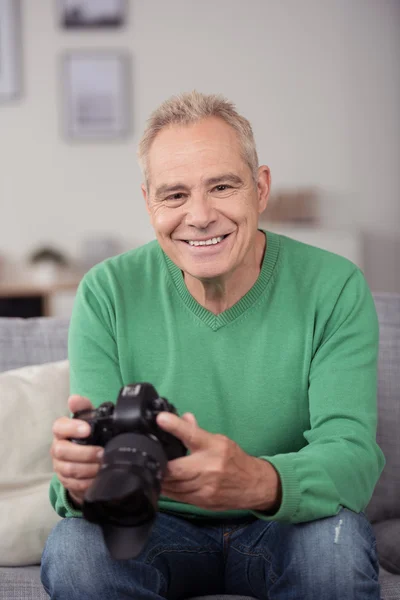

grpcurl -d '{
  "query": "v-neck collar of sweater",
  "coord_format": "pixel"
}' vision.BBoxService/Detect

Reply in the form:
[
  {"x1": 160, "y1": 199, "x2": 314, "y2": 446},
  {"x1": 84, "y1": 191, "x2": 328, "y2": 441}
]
[{"x1": 162, "y1": 230, "x2": 280, "y2": 331}]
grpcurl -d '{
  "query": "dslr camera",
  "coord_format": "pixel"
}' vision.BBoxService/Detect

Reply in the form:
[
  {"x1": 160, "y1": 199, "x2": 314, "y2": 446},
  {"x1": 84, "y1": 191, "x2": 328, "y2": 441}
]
[{"x1": 70, "y1": 383, "x2": 186, "y2": 560}]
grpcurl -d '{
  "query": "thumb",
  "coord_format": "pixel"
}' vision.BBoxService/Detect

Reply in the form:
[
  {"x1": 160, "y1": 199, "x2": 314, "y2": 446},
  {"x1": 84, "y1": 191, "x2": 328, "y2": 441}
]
[{"x1": 68, "y1": 394, "x2": 94, "y2": 415}]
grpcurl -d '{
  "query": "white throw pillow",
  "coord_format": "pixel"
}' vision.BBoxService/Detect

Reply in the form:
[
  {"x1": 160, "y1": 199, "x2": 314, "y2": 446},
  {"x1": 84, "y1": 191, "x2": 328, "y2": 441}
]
[{"x1": 0, "y1": 360, "x2": 70, "y2": 566}]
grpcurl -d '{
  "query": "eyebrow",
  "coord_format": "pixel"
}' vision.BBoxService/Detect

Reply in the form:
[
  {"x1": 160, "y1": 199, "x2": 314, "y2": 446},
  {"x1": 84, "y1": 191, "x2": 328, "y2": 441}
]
[
  {"x1": 205, "y1": 173, "x2": 244, "y2": 187},
  {"x1": 154, "y1": 173, "x2": 244, "y2": 198}
]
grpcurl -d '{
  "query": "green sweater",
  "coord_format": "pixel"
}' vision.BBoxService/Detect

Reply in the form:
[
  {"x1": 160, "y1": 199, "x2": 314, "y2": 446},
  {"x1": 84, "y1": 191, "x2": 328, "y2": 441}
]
[{"x1": 50, "y1": 230, "x2": 385, "y2": 523}]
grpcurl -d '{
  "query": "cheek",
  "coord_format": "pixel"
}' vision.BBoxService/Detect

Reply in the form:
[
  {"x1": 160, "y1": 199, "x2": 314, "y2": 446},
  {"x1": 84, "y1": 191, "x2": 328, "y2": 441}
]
[
  {"x1": 220, "y1": 196, "x2": 257, "y2": 224},
  {"x1": 151, "y1": 207, "x2": 181, "y2": 234},
  {"x1": 241, "y1": 196, "x2": 261, "y2": 223}
]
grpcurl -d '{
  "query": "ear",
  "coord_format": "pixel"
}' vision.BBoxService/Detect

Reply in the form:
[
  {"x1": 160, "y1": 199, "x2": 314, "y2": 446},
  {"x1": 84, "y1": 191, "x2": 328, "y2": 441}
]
[
  {"x1": 141, "y1": 183, "x2": 150, "y2": 215},
  {"x1": 256, "y1": 166, "x2": 271, "y2": 216}
]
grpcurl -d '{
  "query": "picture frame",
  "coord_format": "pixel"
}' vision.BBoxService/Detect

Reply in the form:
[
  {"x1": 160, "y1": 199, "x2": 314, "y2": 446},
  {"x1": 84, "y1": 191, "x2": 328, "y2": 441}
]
[
  {"x1": 61, "y1": 51, "x2": 130, "y2": 141},
  {"x1": 58, "y1": 0, "x2": 126, "y2": 29},
  {"x1": 0, "y1": 0, "x2": 21, "y2": 101}
]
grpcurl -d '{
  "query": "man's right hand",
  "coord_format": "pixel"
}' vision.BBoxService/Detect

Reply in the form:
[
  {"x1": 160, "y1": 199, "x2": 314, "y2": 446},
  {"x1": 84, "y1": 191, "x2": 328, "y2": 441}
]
[{"x1": 51, "y1": 395, "x2": 104, "y2": 508}]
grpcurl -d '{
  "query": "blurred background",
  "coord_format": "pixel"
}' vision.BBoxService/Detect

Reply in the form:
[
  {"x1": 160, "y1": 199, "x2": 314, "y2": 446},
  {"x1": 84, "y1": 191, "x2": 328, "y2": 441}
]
[{"x1": 0, "y1": 0, "x2": 399, "y2": 317}]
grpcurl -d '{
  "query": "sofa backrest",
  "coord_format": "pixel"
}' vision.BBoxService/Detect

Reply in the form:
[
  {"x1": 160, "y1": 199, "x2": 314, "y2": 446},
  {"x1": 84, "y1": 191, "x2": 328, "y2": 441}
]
[
  {"x1": 0, "y1": 293, "x2": 399, "y2": 524},
  {"x1": 366, "y1": 293, "x2": 400, "y2": 523},
  {"x1": 0, "y1": 317, "x2": 69, "y2": 372}
]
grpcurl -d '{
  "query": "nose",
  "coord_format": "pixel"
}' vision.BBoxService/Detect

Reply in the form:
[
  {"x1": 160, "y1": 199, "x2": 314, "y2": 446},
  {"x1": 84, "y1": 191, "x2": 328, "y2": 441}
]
[{"x1": 185, "y1": 192, "x2": 217, "y2": 230}]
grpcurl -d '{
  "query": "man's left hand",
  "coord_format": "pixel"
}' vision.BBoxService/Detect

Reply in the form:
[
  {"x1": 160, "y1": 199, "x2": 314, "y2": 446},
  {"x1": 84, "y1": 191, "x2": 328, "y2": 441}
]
[{"x1": 156, "y1": 411, "x2": 281, "y2": 512}]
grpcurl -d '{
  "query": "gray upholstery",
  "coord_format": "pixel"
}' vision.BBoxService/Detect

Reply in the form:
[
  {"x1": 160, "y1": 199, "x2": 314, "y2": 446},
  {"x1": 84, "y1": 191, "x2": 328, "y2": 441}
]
[
  {"x1": 366, "y1": 294, "x2": 400, "y2": 524},
  {"x1": 0, "y1": 292, "x2": 399, "y2": 599},
  {"x1": 0, "y1": 317, "x2": 69, "y2": 372},
  {"x1": 380, "y1": 570, "x2": 400, "y2": 600},
  {"x1": 375, "y1": 520, "x2": 400, "y2": 575},
  {"x1": 0, "y1": 567, "x2": 48, "y2": 600},
  {"x1": 0, "y1": 560, "x2": 398, "y2": 600}
]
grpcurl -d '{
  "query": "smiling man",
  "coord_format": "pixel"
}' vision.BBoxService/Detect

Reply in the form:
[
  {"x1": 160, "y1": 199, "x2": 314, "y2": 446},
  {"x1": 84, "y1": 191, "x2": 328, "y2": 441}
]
[
  {"x1": 141, "y1": 115, "x2": 268, "y2": 315},
  {"x1": 42, "y1": 91, "x2": 385, "y2": 600}
]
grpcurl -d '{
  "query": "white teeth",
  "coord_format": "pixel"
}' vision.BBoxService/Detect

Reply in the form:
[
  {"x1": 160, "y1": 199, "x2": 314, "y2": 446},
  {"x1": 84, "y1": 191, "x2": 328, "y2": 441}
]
[{"x1": 188, "y1": 236, "x2": 224, "y2": 247}]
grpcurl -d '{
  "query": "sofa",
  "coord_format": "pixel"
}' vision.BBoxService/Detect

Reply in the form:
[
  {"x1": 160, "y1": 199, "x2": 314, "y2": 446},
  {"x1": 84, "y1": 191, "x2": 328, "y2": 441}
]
[{"x1": 0, "y1": 292, "x2": 399, "y2": 599}]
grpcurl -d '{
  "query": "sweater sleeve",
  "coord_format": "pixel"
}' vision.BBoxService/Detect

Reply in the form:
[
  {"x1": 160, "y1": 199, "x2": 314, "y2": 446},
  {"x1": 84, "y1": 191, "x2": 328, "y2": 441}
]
[
  {"x1": 251, "y1": 268, "x2": 385, "y2": 523},
  {"x1": 49, "y1": 266, "x2": 124, "y2": 518}
]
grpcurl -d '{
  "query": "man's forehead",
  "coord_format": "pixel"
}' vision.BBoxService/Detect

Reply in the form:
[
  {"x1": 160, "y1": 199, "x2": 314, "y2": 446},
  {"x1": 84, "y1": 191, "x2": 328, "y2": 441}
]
[
  {"x1": 150, "y1": 118, "x2": 240, "y2": 157},
  {"x1": 147, "y1": 125, "x2": 244, "y2": 187},
  {"x1": 151, "y1": 136, "x2": 236, "y2": 164},
  {"x1": 149, "y1": 158, "x2": 246, "y2": 194}
]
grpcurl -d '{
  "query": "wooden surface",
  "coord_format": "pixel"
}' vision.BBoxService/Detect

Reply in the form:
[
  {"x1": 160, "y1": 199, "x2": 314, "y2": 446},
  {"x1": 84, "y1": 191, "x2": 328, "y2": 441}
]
[
  {"x1": 0, "y1": 268, "x2": 82, "y2": 298},
  {"x1": 0, "y1": 263, "x2": 83, "y2": 316}
]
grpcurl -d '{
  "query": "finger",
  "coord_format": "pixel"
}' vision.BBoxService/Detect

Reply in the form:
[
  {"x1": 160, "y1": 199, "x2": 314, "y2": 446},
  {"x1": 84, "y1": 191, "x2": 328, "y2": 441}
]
[
  {"x1": 156, "y1": 412, "x2": 209, "y2": 451},
  {"x1": 164, "y1": 453, "x2": 202, "y2": 482},
  {"x1": 52, "y1": 416, "x2": 91, "y2": 440},
  {"x1": 51, "y1": 439, "x2": 104, "y2": 463},
  {"x1": 53, "y1": 459, "x2": 101, "y2": 480},
  {"x1": 162, "y1": 480, "x2": 200, "y2": 495},
  {"x1": 68, "y1": 395, "x2": 94, "y2": 415},
  {"x1": 58, "y1": 476, "x2": 94, "y2": 495},
  {"x1": 181, "y1": 412, "x2": 198, "y2": 426}
]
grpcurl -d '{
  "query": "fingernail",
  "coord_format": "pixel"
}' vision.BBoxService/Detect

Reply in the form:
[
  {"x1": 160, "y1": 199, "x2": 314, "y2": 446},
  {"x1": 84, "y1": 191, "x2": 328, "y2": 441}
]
[
  {"x1": 97, "y1": 450, "x2": 104, "y2": 459},
  {"x1": 78, "y1": 424, "x2": 89, "y2": 434}
]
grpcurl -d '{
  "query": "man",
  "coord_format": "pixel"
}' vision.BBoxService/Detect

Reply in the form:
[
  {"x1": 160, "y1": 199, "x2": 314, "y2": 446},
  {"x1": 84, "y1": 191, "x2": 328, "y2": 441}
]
[{"x1": 41, "y1": 91, "x2": 385, "y2": 599}]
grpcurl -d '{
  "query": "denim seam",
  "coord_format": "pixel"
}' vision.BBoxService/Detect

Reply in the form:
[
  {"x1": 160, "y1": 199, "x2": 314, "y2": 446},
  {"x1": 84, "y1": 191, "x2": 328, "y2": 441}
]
[
  {"x1": 145, "y1": 545, "x2": 220, "y2": 565},
  {"x1": 156, "y1": 569, "x2": 167, "y2": 595},
  {"x1": 222, "y1": 524, "x2": 251, "y2": 562},
  {"x1": 225, "y1": 523, "x2": 252, "y2": 534},
  {"x1": 41, "y1": 581, "x2": 50, "y2": 595},
  {"x1": 229, "y1": 544, "x2": 279, "y2": 584}
]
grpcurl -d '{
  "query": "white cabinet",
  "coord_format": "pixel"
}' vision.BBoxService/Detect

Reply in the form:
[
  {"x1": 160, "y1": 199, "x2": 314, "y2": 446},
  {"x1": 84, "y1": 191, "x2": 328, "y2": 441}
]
[{"x1": 264, "y1": 224, "x2": 363, "y2": 268}]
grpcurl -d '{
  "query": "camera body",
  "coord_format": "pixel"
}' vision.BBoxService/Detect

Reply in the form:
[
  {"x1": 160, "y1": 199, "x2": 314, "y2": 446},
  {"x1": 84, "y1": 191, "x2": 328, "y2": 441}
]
[
  {"x1": 71, "y1": 382, "x2": 186, "y2": 461},
  {"x1": 70, "y1": 383, "x2": 187, "y2": 560}
]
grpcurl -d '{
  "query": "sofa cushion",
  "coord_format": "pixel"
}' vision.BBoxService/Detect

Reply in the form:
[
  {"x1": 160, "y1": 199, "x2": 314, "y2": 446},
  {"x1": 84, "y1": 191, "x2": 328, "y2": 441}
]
[
  {"x1": 0, "y1": 360, "x2": 69, "y2": 566},
  {"x1": 374, "y1": 519, "x2": 400, "y2": 575},
  {"x1": 0, "y1": 317, "x2": 69, "y2": 374},
  {"x1": 0, "y1": 566, "x2": 48, "y2": 600},
  {"x1": 379, "y1": 568, "x2": 400, "y2": 600},
  {"x1": 0, "y1": 566, "x2": 399, "y2": 600},
  {"x1": 367, "y1": 294, "x2": 400, "y2": 524}
]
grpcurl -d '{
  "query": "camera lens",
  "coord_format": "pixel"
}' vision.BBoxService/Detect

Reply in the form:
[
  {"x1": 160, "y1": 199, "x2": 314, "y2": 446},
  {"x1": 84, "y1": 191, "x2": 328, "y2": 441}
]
[
  {"x1": 84, "y1": 470, "x2": 158, "y2": 523},
  {"x1": 101, "y1": 491, "x2": 154, "y2": 524},
  {"x1": 77, "y1": 386, "x2": 187, "y2": 561},
  {"x1": 83, "y1": 433, "x2": 167, "y2": 530}
]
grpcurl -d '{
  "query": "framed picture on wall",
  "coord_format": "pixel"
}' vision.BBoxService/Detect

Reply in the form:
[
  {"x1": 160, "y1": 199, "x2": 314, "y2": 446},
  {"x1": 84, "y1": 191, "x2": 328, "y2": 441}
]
[
  {"x1": 0, "y1": 0, "x2": 21, "y2": 100},
  {"x1": 58, "y1": 0, "x2": 126, "y2": 29},
  {"x1": 61, "y1": 51, "x2": 130, "y2": 141}
]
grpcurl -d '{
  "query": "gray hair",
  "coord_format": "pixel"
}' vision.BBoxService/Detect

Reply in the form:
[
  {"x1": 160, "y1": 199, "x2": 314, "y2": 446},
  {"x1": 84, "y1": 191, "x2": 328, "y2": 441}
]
[{"x1": 137, "y1": 90, "x2": 259, "y2": 187}]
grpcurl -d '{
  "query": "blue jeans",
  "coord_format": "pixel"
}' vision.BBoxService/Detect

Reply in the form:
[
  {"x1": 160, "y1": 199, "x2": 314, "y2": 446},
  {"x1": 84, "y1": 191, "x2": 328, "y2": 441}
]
[{"x1": 41, "y1": 508, "x2": 380, "y2": 599}]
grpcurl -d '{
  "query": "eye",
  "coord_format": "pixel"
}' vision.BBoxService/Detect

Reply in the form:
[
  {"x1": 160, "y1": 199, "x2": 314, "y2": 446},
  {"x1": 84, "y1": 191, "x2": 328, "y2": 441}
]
[
  {"x1": 214, "y1": 185, "x2": 232, "y2": 192},
  {"x1": 166, "y1": 193, "x2": 185, "y2": 201}
]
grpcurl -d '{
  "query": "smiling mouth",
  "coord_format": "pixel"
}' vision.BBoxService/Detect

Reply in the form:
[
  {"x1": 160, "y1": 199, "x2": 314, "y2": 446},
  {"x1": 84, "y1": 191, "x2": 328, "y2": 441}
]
[{"x1": 184, "y1": 234, "x2": 229, "y2": 247}]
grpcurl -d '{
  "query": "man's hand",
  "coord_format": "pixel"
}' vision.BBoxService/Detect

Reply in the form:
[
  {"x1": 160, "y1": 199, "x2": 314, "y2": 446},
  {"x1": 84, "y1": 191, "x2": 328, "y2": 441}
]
[
  {"x1": 157, "y1": 412, "x2": 281, "y2": 512},
  {"x1": 51, "y1": 395, "x2": 104, "y2": 508}
]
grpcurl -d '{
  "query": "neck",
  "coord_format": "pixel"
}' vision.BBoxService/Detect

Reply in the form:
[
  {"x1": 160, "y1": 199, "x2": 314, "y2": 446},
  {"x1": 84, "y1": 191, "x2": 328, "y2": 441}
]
[{"x1": 184, "y1": 230, "x2": 266, "y2": 315}]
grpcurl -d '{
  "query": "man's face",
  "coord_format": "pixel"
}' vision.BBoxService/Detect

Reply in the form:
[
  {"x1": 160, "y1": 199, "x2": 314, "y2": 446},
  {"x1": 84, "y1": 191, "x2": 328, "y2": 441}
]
[{"x1": 142, "y1": 117, "x2": 270, "y2": 281}]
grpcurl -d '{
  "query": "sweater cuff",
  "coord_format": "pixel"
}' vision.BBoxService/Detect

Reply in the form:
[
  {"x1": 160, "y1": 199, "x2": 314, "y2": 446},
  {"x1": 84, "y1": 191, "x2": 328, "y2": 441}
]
[
  {"x1": 60, "y1": 484, "x2": 84, "y2": 518},
  {"x1": 250, "y1": 456, "x2": 301, "y2": 522},
  {"x1": 50, "y1": 473, "x2": 83, "y2": 518}
]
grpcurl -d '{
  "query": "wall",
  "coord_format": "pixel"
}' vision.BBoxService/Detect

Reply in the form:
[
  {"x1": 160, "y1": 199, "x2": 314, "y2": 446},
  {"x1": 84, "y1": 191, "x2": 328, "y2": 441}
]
[{"x1": 0, "y1": 0, "x2": 399, "y2": 287}]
